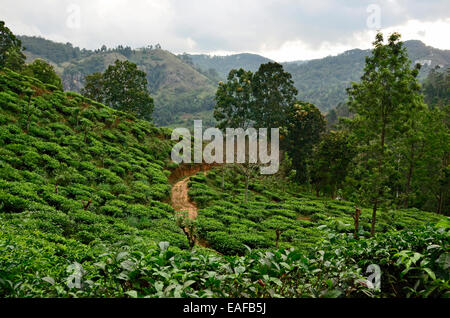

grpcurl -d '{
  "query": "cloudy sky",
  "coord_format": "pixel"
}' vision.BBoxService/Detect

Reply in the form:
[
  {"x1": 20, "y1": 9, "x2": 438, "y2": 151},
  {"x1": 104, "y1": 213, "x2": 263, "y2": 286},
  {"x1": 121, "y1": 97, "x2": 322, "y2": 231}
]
[{"x1": 1, "y1": 0, "x2": 449, "y2": 61}]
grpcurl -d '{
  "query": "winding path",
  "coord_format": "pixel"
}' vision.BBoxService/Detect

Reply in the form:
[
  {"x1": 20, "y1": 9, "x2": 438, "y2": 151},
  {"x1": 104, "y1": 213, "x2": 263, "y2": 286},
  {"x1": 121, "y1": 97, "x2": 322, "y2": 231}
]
[
  {"x1": 169, "y1": 164, "x2": 219, "y2": 248},
  {"x1": 171, "y1": 176, "x2": 198, "y2": 219}
]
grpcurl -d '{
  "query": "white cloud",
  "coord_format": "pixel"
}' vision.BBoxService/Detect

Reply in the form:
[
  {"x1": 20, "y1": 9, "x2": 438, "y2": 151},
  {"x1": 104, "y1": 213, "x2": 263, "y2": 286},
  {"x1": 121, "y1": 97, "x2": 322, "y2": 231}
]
[{"x1": 0, "y1": 0, "x2": 449, "y2": 61}]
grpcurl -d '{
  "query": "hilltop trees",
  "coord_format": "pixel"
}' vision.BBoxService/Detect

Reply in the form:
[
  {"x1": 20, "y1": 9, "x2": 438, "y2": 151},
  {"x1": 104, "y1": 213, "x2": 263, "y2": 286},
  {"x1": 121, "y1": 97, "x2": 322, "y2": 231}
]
[
  {"x1": 214, "y1": 62, "x2": 298, "y2": 130},
  {"x1": 81, "y1": 72, "x2": 104, "y2": 102},
  {"x1": 346, "y1": 32, "x2": 426, "y2": 235},
  {"x1": 214, "y1": 63, "x2": 324, "y2": 185},
  {"x1": 82, "y1": 60, "x2": 154, "y2": 121},
  {"x1": 0, "y1": 21, "x2": 26, "y2": 71}
]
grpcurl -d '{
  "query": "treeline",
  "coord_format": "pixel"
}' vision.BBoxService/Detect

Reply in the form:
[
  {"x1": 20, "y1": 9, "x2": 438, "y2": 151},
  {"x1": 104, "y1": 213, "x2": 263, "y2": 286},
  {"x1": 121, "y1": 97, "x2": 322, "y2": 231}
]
[
  {"x1": 19, "y1": 35, "x2": 92, "y2": 64},
  {"x1": 214, "y1": 32, "x2": 449, "y2": 227}
]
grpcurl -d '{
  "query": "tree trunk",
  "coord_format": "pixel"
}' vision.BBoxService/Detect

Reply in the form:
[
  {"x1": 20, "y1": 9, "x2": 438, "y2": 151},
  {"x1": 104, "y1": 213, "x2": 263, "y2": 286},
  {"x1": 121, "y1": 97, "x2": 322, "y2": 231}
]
[
  {"x1": 222, "y1": 166, "x2": 225, "y2": 190},
  {"x1": 275, "y1": 229, "x2": 281, "y2": 248},
  {"x1": 403, "y1": 143, "x2": 416, "y2": 209},
  {"x1": 353, "y1": 207, "x2": 362, "y2": 240},
  {"x1": 436, "y1": 191, "x2": 443, "y2": 214},
  {"x1": 403, "y1": 161, "x2": 414, "y2": 208},
  {"x1": 244, "y1": 173, "x2": 249, "y2": 204},
  {"x1": 371, "y1": 121, "x2": 386, "y2": 237},
  {"x1": 371, "y1": 198, "x2": 378, "y2": 237}
]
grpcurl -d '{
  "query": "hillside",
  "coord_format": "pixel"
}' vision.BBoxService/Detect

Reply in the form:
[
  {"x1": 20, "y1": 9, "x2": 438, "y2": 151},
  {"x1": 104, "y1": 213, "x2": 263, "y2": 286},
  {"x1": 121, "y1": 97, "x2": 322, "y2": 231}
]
[
  {"x1": 19, "y1": 36, "x2": 450, "y2": 124},
  {"x1": 283, "y1": 40, "x2": 450, "y2": 112},
  {"x1": 0, "y1": 69, "x2": 449, "y2": 297},
  {"x1": 19, "y1": 36, "x2": 217, "y2": 127},
  {"x1": 186, "y1": 53, "x2": 273, "y2": 79},
  {"x1": 0, "y1": 67, "x2": 187, "y2": 248}
]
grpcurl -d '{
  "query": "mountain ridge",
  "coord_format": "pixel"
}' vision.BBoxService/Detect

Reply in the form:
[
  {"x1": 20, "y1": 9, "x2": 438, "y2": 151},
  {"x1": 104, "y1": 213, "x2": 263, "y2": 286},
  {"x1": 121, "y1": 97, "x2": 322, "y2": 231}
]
[{"x1": 18, "y1": 35, "x2": 450, "y2": 123}]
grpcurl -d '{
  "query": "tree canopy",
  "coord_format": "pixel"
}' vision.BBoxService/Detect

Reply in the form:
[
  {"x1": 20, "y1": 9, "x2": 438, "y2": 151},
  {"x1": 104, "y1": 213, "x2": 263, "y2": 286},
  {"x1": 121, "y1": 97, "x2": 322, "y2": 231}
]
[
  {"x1": 0, "y1": 20, "x2": 26, "y2": 71},
  {"x1": 82, "y1": 60, "x2": 154, "y2": 121}
]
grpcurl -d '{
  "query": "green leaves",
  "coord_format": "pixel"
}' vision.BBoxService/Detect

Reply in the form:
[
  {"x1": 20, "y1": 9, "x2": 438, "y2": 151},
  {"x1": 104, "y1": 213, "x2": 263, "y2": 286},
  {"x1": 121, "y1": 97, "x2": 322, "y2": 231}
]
[
  {"x1": 0, "y1": 21, "x2": 26, "y2": 71},
  {"x1": 81, "y1": 60, "x2": 154, "y2": 121}
]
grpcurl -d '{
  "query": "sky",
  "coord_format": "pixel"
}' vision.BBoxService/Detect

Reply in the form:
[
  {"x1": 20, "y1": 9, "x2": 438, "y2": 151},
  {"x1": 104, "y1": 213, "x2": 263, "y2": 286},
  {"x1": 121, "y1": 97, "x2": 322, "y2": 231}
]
[{"x1": 1, "y1": 0, "x2": 450, "y2": 62}]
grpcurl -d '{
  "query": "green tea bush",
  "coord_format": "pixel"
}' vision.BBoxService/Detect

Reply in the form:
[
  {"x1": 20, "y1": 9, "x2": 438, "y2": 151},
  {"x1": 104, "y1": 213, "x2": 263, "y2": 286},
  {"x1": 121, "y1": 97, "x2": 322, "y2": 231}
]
[{"x1": 206, "y1": 231, "x2": 246, "y2": 255}]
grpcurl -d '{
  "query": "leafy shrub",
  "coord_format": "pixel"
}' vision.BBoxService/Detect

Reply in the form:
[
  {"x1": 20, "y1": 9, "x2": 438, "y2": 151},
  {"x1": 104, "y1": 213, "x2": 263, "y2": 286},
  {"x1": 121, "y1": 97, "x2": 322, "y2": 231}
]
[{"x1": 206, "y1": 231, "x2": 246, "y2": 255}]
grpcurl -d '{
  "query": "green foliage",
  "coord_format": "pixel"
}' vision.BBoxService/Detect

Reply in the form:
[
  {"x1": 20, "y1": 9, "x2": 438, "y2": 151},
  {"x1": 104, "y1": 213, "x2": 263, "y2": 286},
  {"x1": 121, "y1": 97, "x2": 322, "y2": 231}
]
[
  {"x1": 22, "y1": 59, "x2": 63, "y2": 90},
  {"x1": 252, "y1": 62, "x2": 298, "y2": 129},
  {"x1": 81, "y1": 60, "x2": 154, "y2": 121},
  {"x1": 0, "y1": 21, "x2": 26, "y2": 71},
  {"x1": 283, "y1": 101, "x2": 326, "y2": 183},
  {"x1": 345, "y1": 32, "x2": 427, "y2": 235},
  {"x1": 1, "y1": 223, "x2": 447, "y2": 298},
  {"x1": 214, "y1": 68, "x2": 254, "y2": 130},
  {"x1": 214, "y1": 62, "x2": 298, "y2": 131},
  {"x1": 310, "y1": 131, "x2": 355, "y2": 197},
  {"x1": 423, "y1": 66, "x2": 450, "y2": 108}
]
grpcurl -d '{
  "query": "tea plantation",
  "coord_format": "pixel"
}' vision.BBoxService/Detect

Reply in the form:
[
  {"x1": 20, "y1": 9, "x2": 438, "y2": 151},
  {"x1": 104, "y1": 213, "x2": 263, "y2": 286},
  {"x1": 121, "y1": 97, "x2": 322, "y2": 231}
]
[
  {"x1": 0, "y1": 68, "x2": 449, "y2": 298},
  {"x1": 188, "y1": 167, "x2": 448, "y2": 255}
]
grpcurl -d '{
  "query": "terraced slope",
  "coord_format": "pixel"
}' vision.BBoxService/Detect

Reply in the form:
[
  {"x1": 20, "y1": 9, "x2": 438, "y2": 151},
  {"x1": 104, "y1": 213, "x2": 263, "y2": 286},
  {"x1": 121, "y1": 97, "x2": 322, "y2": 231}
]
[{"x1": 0, "y1": 67, "x2": 189, "y2": 249}]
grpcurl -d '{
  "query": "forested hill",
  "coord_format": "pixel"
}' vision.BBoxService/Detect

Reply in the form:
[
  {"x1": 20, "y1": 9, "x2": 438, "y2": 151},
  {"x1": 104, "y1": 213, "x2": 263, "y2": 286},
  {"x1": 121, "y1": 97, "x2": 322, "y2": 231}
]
[
  {"x1": 283, "y1": 40, "x2": 450, "y2": 112},
  {"x1": 19, "y1": 36, "x2": 217, "y2": 127},
  {"x1": 184, "y1": 53, "x2": 273, "y2": 79},
  {"x1": 19, "y1": 36, "x2": 450, "y2": 124}
]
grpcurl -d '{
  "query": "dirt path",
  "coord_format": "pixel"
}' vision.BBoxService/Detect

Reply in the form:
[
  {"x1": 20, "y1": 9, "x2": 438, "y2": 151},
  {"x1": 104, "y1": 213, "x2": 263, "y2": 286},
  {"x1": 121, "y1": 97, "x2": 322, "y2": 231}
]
[
  {"x1": 170, "y1": 164, "x2": 219, "y2": 249},
  {"x1": 171, "y1": 176, "x2": 198, "y2": 219}
]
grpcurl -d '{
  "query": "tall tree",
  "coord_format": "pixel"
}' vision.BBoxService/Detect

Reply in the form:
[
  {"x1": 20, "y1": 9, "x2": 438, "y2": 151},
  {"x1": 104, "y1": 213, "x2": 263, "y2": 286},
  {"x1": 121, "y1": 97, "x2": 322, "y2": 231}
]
[
  {"x1": 411, "y1": 105, "x2": 449, "y2": 214},
  {"x1": 346, "y1": 32, "x2": 424, "y2": 236},
  {"x1": 310, "y1": 131, "x2": 355, "y2": 198},
  {"x1": 423, "y1": 66, "x2": 450, "y2": 108},
  {"x1": 0, "y1": 21, "x2": 26, "y2": 71},
  {"x1": 283, "y1": 101, "x2": 325, "y2": 183},
  {"x1": 252, "y1": 62, "x2": 298, "y2": 129},
  {"x1": 214, "y1": 68, "x2": 255, "y2": 130},
  {"x1": 214, "y1": 68, "x2": 258, "y2": 202},
  {"x1": 81, "y1": 60, "x2": 154, "y2": 121},
  {"x1": 81, "y1": 72, "x2": 104, "y2": 102}
]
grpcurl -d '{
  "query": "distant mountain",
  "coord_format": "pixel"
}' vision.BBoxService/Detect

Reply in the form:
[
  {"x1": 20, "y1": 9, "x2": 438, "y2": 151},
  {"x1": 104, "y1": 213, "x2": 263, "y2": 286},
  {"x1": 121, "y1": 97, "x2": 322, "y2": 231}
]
[
  {"x1": 283, "y1": 40, "x2": 450, "y2": 112},
  {"x1": 185, "y1": 53, "x2": 273, "y2": 79},
  {"x1": 19, "y1": 36, "x2": 217, "y2": 127},
  {"x1": 19, "y1": 36, "x2": 450, "y2": 126}
]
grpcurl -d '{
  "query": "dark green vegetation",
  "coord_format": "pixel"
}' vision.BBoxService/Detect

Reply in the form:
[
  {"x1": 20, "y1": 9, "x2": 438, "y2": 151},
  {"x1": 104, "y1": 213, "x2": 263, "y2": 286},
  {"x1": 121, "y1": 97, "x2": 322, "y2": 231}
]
[
  {"x1": 185, "y1": 53, "x2": 273, "y2": 80},
  {"x1": 0, "y1": 67, "x2": 191, "y2": 252},
  {"x1": 0, "y1": 66, "x2": 448, "y2": 298},
  {"x1": 81, "y1": 60, "x2": 154, "y2": 121},
  {"x1": 0, "y1": 23, "x2": 449, "y2": 298},
  {"x1": 0, "y1": 21, "x2": 26, "y2": 71},
  {"x1": 187, "y1": 166, "x2": 448, "y2": 253}
]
